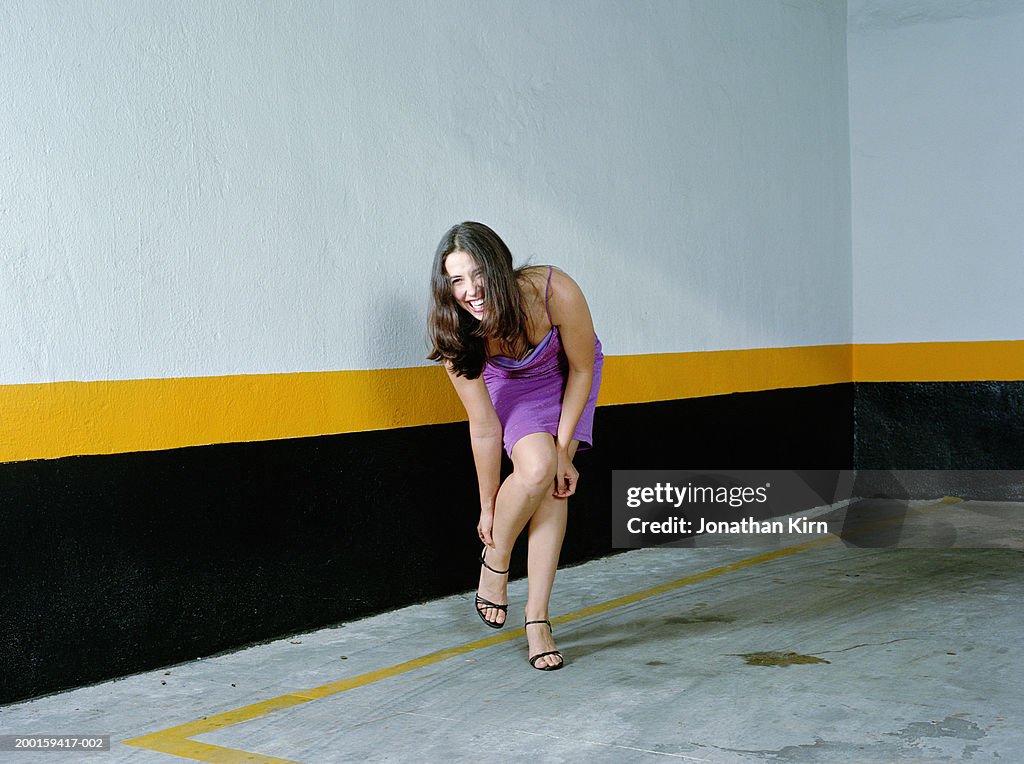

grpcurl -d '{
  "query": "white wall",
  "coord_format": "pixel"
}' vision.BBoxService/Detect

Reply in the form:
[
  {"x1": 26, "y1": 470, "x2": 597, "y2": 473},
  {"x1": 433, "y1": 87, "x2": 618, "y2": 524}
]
[
  {"x1": 850, "y1": 0, "x2": 1024, "y2": 343},
  {"x1": 1, "y1": 0, "x2": 850, "y2": 385}
]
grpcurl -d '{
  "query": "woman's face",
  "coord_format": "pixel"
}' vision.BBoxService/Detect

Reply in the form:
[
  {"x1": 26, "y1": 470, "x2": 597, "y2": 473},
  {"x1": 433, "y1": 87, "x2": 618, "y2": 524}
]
[{"x1": 444, "y1": 250, "x2": 486, "y2": 320}]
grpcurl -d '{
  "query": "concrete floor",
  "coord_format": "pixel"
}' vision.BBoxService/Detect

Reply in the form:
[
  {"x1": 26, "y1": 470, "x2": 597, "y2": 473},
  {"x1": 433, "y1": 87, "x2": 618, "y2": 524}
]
[{"x1": 1, "y1": 499, "x2": 1021, "y2": 763}]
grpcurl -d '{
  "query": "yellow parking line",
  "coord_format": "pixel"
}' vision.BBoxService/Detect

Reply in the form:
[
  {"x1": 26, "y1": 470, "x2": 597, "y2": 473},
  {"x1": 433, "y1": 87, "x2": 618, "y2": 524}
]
[{"x1": 122, "y1": 497, "x2": 960, "y2": 762}]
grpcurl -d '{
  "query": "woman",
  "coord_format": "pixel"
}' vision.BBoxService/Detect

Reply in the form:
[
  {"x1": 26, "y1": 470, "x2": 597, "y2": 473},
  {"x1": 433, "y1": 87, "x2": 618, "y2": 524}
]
[{"x1": 427, "y1": 221, "x2": 603, "y2": 671}]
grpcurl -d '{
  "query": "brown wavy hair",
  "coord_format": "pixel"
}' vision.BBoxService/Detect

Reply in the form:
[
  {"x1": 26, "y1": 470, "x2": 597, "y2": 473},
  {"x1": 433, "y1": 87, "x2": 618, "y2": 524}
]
[{"x1": 427, "y1": 222, "x2": 530, "y2": 378}]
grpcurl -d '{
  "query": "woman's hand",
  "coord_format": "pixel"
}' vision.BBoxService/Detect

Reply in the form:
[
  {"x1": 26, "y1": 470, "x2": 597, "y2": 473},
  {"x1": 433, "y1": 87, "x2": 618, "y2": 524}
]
[
  {"x1": 477, "y1": 507, "x2": 495, "y2": 547},
  {"x1": 554, "y1": 450, "x2": 578, "y2": 498}
]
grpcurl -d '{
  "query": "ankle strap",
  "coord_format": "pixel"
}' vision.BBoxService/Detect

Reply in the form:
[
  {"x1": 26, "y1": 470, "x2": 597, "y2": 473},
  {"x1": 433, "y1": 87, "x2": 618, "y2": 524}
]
[
  {"x1": 480, "y1": 548, "x2": 509, "y2": 575},
  {"x1": 525, "y1": 619, "x2": 552, "y2": 629}
]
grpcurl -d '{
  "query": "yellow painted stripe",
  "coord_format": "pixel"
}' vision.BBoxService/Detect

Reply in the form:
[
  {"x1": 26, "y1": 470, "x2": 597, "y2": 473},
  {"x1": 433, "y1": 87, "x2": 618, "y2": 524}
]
[
  {"x1": 121, "y1": 497, "x2": 959, "y2": 762},
  {"x1": 598, "y1": 343, "x2": 850, "y2": 406},
  {"x1": 0, "y1": 366, "x2": 465, "y2": 463},
  {"x1": 854, "y1": 339, "x2": 1024, "y2": 382},
  {"x1": 2, "y1": 339, "x2": 1022, "y2": 462}
]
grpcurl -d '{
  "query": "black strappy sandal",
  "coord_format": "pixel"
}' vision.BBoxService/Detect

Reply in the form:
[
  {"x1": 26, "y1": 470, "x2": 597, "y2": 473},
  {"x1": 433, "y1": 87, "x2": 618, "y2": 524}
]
[
  {"x1": 475, "y1": 547, "x2": 509, "y2": 629},
  {"x1": 525, "y1": 619, "x2": 564, "y2": 670}
]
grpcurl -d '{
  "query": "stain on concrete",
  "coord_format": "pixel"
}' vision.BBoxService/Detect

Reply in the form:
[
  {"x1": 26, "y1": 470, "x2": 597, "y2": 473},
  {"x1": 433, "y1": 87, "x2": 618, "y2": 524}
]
[
  {"x1": 730, "y1": 714, "x2": 988, "y2": 762},
  {"x1": 665, "y1": 613, "x2": 735, "y2": 625},
  {"x1": 893, "y1": 716, "x2": 985, "y2": 741},
  {"x1": 735, "y1": 651, "x2": 830, "y2": 667}
]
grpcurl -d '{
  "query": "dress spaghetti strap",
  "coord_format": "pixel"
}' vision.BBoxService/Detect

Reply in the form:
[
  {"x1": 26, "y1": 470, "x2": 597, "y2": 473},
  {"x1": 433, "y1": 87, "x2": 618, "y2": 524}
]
[{"x1": 544, "y1": 266, "x2": 554, "y2": 326}]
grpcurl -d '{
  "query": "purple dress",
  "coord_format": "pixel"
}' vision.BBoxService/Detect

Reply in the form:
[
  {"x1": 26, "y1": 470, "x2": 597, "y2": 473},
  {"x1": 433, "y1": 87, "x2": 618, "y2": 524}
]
[{"x1": 482, "y1": 267, "x2": 604, "y2": 458}]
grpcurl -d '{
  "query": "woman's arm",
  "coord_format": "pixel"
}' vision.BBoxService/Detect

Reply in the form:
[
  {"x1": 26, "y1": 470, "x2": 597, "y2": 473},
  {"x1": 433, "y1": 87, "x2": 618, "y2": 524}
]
[
  {"x1": 546, "y1": 269, "x2": 597, "y2": 498},
  {"x1": 445, "y1": 363, "x2": 504, "y2": 545}
]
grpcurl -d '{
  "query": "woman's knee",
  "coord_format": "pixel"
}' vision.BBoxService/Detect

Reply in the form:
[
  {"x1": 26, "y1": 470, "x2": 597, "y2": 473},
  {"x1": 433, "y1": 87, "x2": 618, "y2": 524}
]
[{"x1": 511, "y1": 434, "x2": 557, "y2": 492}]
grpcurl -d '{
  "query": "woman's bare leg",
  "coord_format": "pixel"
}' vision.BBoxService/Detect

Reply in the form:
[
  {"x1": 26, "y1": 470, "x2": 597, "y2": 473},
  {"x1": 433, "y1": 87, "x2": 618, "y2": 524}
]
[
  {"x1": 524, "y1": 439, "x2": 579, "y2": 668},
  {"x1": 476, "y1": 432, "x2": 559, "y2": 626}
]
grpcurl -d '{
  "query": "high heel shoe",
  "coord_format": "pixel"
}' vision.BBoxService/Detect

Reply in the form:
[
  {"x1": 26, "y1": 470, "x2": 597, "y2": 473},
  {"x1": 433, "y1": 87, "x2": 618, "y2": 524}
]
[
  {"x1": 525, "y1": 619, "x2": 564, "y2": 670},
  {"x1": 475, "y1": 547, "x2": 508, "y2": 629}
]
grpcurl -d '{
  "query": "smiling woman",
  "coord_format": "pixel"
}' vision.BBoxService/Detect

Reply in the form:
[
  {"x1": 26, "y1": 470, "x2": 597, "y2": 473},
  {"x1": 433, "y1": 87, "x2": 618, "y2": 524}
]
[
  {"x1": 446, "y1": 251, "x2": 487, "y2": 318},
  {"x1": 427, "y1": 221, "x2": 604, "y2": 671}
]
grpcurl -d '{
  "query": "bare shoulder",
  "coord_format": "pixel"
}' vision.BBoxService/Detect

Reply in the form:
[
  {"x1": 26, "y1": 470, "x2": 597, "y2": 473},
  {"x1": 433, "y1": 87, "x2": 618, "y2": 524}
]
[
  {"x1": 545, "y1": 267, "x2": 591, "y2": 326},
  {"x1": 517, "y1": 265, "x2": 551, "y2": 298},
  {"x1": 516, "y1": 265, "x2": 593, "y2": 332}
]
